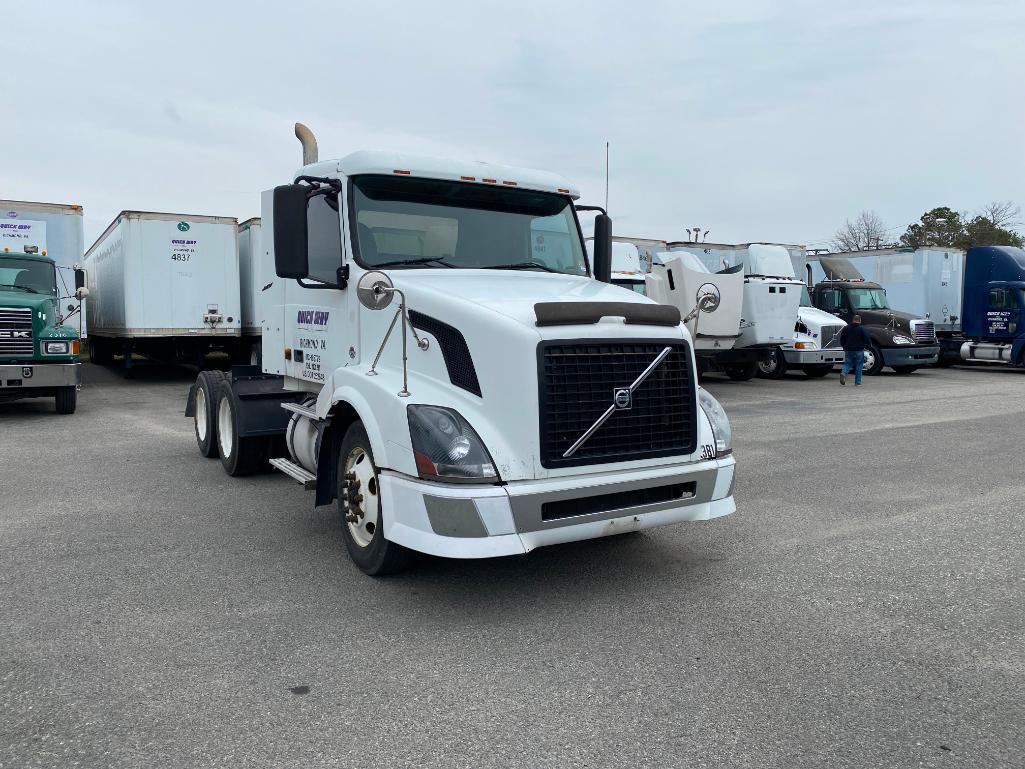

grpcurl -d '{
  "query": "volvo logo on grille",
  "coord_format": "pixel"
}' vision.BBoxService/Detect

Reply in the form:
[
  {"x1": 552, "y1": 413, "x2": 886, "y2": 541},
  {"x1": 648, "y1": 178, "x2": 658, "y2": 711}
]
[{"x1": 613, "y1": 388, "x2": 632, "y2": 410}]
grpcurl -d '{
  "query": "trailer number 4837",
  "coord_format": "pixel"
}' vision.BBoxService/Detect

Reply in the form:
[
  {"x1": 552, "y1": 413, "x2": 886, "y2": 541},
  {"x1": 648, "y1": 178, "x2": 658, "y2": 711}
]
[{"x1": 171, "y1": 254, "x2": 191, "y2": 262}]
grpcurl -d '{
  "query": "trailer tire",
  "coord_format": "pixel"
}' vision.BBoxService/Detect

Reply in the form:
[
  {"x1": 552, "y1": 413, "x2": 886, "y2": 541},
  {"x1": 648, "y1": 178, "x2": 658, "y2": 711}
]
[
  {"x1": 802, "y1": 364, "x2": 833, "y2": 378},
  {"x1": 54, "y1": 387, "x2": 77, "y2": 415},
  {"x1": 724, "y1": 362, "x2": 757, "y2": 381},
  {"x1": 216, "y1": 380, "x2": 266, "y2": 476},
  {"x1": 756, "y1": 348, "x2": 788, "y2": 379},
  {"x1": 338, "y1": 422, "x2": 413, "y2": 576},
  {"x1": 863, "y1": 343, "x2": 885, "y2": 376},
  {"x1": 88, "y1": 337, "x2": 112, "y2": 366},
  {"x1": 193, "y1": 371, "x2": 225, "y2": 457}
]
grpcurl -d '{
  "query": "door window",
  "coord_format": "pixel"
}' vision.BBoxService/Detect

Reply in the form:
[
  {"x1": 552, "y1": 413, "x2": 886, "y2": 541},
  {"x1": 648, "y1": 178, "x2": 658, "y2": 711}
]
[
  {"x1": 818, "y1": 288, "x2": 844, "y2": 311},
  {"x1": 988, "y1": 287, "x2": 1020, "y2": 311},
  {"x1": 307, "y1": 192, "x2": 343, "y2": 284}
]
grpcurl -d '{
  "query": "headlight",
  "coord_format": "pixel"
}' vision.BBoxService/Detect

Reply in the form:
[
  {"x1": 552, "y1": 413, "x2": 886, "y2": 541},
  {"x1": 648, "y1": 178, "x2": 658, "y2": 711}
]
[
  {"x1": 892, "y1": 335, "x2": 913, "y2": 345},
  {"x1": 43, "y1": 341, "x2": 69, "y2": 355},
  {"x1": 698, "y1": 388, "x2": 732, "y2": 457},
  {"x1": 407, "y1": 405, "x2": 499, "y2": 482},
  {"x1": 794, "y1": 341, "x2": 817, "y2": 350}
]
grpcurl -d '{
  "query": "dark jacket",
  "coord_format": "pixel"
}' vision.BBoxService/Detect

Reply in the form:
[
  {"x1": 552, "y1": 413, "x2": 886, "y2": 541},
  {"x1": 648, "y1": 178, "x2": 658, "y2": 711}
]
[{"x1": 839, "y1": 324, "x2": 872, "y2": 352}]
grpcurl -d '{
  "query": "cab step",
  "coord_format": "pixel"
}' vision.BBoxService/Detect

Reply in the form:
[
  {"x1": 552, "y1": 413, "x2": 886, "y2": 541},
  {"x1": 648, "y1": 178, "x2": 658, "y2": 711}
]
[{"x1": 269, "y1": 457, "x2": 316, "y2": 490}]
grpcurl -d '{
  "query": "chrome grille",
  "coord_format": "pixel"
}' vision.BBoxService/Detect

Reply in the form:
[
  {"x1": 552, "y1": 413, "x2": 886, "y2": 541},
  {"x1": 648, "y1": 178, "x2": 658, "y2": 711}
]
[
  {"x1": 910, "y1": 319, "x2": 935, "y2": 342},
  {"x1": 0, "y1": 307, "x2": 33, "y2": 356},
  {"x1": 820, "y1": 324, "x2": 844, "y2": 348},
  {"x1": 538, "y1": 340, "x2": 696, "y2": 468}
]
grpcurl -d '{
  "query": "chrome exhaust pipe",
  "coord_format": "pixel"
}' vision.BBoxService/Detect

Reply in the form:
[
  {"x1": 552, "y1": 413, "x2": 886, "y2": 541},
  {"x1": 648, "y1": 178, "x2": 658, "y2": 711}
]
[{"x1": 294, "y1": 122, "x2": 318, "y2": 165}]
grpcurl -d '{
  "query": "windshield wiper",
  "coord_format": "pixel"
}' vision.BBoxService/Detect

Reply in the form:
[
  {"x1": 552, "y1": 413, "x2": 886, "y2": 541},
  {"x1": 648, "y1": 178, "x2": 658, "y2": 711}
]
[
  {"x1": 0, "y1": 283, "x2": 40, "y2": 293},
  {"x1": 484, "y1": 261, "x2": 558, "y2": 273},
  {"x1": 372, "y1": 257, "x2": 455, "y2": 269}
]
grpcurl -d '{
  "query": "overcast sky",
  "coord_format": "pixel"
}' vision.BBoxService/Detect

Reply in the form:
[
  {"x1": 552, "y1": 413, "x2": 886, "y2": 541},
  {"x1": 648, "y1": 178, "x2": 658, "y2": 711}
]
[{"x1": 3, "y1": 0, "x2": 1023, "y2": 250}]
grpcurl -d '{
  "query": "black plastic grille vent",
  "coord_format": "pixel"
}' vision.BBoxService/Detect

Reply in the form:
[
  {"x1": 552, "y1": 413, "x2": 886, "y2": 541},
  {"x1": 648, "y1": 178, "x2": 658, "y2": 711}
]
[
  {"x1": 409, "y1": 311, "x2": 482, "y2": 397},
  {"x1": 538, "y1": 340, "x2": 696, "y2": 468}
]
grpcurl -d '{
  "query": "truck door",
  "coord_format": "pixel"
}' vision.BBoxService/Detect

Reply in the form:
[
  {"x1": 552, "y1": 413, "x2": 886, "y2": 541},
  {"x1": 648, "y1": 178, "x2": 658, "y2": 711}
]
[
  {"x1": 816, "y1": 286, "x2": 849, "y2": 321},
  {"x1": 985, "y1": 285, "x2": 1020, "y2": 338},
  {"x1": 283, "y1": 188, "x2": 354, "y2": 386}
]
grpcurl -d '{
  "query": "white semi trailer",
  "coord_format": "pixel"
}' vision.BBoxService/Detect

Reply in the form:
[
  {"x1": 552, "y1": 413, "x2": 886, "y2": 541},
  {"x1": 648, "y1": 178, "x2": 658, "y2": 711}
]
[
  {"x1": 83, "y1": 211, "x2": 246, "y2": 369},
  {"x1": 186, "y1": 125, "x2": 737, "y2": 575}
]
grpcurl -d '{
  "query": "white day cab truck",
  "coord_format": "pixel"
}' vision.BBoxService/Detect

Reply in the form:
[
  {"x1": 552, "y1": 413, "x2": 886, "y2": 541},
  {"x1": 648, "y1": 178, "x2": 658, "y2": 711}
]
[{"x1": 185, "y1": 124, "x2": 737, "y2": 575}]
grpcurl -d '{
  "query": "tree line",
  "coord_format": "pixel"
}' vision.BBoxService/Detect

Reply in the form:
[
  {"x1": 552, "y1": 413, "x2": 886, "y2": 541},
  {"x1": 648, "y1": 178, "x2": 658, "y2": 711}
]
[{"x1": 832, "y1": 201, "x2": 1023, "y2": 252}]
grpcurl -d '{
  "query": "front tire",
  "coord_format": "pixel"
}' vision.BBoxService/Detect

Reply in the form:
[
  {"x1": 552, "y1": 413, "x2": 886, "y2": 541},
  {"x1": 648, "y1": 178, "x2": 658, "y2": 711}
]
[
  {"x1": 338, "y1": 422, "x2": 413, "y2": 576},
  {"x1": 892, "y1": 366, "x2": 918, "y2": 375},
  {"x1": 756, "y1": 348, "x2": 788, "y2": 379},
  {"x1": 216, "y1": 380, "x2": 266, "y2": 476},
  {"x1": 863, "y1": 343, "x2": 885, "y2": 376},
  {"x1": 724, "y1": 362, "x2": 757, "y2": 381},
  {"x1": 802, "y1": 364, "x2": 833, "y2": 378},
  {"x1": 55, "y1": 387, "x2": 77, "y2": 414}
]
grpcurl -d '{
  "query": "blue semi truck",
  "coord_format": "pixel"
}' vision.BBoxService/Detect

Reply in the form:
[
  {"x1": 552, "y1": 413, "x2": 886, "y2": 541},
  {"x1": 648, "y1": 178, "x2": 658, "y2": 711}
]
[{"x1": 802, "y1": 246, "x2": 1025, "y2": 368}]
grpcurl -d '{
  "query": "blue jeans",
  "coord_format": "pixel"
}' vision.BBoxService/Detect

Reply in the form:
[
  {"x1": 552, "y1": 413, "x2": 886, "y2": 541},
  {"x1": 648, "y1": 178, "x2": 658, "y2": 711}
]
[{"x1": 842, "y1": 351, "x2": 864, "y2": 384}]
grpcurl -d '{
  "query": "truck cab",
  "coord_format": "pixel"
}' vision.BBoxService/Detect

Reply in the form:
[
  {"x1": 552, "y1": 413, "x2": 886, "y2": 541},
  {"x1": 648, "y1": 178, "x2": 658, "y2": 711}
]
[
  {"x1": 757, "y1": 285, "x2": 846, "y2": 379},
  {"x1": 810, "y1": 278, "x2": 939, "y2": 374},
  {"x1": 958, "y1": 246, "x2": 1025, "y2": 365},
  {"x1": 188, "y1": 130, "x2": 737, "y2": 575},
  {"x1": 0, "y1": 251, "x2": 83, "y2": 413}
]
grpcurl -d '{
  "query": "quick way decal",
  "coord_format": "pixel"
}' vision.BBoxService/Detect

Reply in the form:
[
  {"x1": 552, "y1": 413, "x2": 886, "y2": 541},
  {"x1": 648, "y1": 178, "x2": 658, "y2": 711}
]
[
  {"x1": 297, "y1": 309, "x2": 330, "y2": 326},
  {"x1": 177, "y1": 221, "x2": 191, "y2": 232}
]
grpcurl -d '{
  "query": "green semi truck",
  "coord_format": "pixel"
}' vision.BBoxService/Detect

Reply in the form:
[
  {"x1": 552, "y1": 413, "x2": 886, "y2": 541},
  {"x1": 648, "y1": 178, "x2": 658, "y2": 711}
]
[{"x1": 0, "y1": 250, "x2": 85, "y2": 414}]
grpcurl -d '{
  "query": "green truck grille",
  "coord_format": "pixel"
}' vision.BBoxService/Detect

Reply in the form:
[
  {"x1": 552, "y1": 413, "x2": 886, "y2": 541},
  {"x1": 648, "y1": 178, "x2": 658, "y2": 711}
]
[{"x1": 0, "y1": 307, "x2": 33, "y2": 356}]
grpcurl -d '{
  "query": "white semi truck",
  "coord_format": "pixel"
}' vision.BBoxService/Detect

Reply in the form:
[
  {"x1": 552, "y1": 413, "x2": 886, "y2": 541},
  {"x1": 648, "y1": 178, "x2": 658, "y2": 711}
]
[
  {"x1": 186, "y1": 125, "x2": 737, "y2": 575},
  {"x1": 666, "y1": 242, "x2": 805, "y2": 380}
]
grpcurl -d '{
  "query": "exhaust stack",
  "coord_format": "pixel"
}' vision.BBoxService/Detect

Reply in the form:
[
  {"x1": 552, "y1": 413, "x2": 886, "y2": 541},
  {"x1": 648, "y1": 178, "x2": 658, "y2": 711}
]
[{"x1": 294, "y1": 122, "x2": 318, "y2": 165}]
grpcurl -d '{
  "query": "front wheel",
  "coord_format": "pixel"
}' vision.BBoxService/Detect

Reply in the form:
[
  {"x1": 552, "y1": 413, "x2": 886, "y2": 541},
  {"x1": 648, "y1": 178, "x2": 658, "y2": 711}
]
[
  {"x1": 802, "y1": 364, "x2": 833, "y2": 378},
  {"x1": 724, "y1": 362, "x2": 757, "y2": 381},
  {"x1": 892, "y1": 366, "x2": 918, "y2": 375},
  {"x1": 55, "y1": 387, "x2": 77, "y2": 414},
  {"x1": 863, "y1": 344, "x2": 885, "y2": 376},
  {"x1": 756, "y1": 348, "x2": 788, "y2": 379},
  {"x1": 338, "y1": 422, "x2": 413, "y2": 576}
]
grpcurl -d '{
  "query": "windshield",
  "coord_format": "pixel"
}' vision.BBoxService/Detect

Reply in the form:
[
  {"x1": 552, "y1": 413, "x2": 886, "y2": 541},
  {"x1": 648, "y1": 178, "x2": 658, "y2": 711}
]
[
  {"x1": 847, "y1": 287, "x2": 889, "y2": 310},
  {"x1": 0, "y1": 257, "x2": 57, "y2": 296},
  {"x1": 613, "y1": 278, "x2": 646, "y2": 295},
  {"x1": 350, "y1": 175, "x2": 588, "y2": 275}
]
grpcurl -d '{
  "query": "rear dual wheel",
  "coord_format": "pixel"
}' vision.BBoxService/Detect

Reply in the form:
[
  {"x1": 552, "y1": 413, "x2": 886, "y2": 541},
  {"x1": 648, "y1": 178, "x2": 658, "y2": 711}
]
[
  {"x1": 216, "y1": 380, "x2": 268, "y2": 476},
  {"x1": 725, "y1": 362, "x2": 758, "y2": 381},
  {"x1": 193, "y1": 370, "x2": 227, "y2": 458}
]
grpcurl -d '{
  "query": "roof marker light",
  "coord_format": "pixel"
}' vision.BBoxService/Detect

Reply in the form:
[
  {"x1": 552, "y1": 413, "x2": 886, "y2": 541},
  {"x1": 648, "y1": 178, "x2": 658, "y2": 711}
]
[
  {"x1": 502, "y1": 181, "x2": 517, "y2": 186},
  {"x1": 393, "y1": 169, "x2": 411, "y2": 175},
  {"x1": 460, "y1": 175, "x2": 475, "y2": 181},
  {"x1": 557, "y1": 188, "x2": 571, "y2": 194},
  {"x1": 482, "y1": 178, "x2": 497, "y2": 184}
]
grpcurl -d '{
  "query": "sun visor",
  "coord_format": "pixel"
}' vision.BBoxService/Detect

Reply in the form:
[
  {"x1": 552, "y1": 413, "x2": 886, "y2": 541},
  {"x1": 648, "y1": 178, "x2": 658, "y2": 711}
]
[
  {"x1": 818, "y1": 256, "x2": 865, "y2": 281},
  {"x1": 744, "y1": 244, "x2": 797, "y2": 279}
]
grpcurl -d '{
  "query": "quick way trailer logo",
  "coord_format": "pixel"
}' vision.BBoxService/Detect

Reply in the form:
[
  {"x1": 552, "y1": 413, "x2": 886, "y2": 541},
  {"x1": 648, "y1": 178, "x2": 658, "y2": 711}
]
[
  {"x1": 296, "y1": 309, "x2": 330, "y2": 326},
  {"x1": 177, "y1": 221, "x2": 190, "y2": 232}
]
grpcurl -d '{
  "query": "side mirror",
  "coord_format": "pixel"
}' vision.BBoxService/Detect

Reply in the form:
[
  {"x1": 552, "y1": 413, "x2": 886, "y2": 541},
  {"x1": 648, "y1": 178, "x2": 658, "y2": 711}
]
[
  {"x1": 273, "y1": 184, "x2": 310, "y2": 279},
  {"x1": 356, "y1": 271, "x2": 395, "y2": 310},
  {"x1": 74, "y1": 268, "x2": 86, "y2": 290},
  {"x1": 592, "y1": 213, "x2": 613, "y2": 283}
]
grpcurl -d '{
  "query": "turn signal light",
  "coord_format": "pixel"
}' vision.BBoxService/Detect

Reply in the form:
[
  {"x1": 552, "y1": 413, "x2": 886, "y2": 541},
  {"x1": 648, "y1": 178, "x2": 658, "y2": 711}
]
[{"x1": 71, "y1": 340, "x2": 80, "y2": 355}]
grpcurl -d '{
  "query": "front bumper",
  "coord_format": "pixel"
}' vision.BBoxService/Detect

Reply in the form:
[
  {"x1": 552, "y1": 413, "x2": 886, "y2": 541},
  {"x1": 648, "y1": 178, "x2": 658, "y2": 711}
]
[
  {"x1": 380, "y1": 457, "x2": 737, "y2": 559},
  {"x1": 0, "y1": 362, "x2": 81, "y2": 389},
  {"x1": 782, "y1": 348, "x2": 844, "y2": 365},
  {"x1": 881, "y1": 345, "x2": 939, "y2": 367}
]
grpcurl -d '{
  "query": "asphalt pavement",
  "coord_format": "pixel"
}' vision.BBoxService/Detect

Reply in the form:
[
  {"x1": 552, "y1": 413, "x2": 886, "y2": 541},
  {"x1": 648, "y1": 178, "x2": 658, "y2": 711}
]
[{"x1": 2, "y1": 362, "x2": 1023, "y2": 769}]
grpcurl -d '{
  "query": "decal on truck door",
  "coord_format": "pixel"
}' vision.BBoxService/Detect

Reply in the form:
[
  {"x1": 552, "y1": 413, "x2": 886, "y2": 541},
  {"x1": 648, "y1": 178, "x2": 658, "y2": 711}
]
[{"x1": 293, "y1": 307, "x2": 331, "y2": 383}]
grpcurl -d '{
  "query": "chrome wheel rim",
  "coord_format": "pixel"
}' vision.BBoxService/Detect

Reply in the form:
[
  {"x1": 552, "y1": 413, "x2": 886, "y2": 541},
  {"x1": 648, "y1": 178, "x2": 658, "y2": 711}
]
[
  {"x1": 217, "y1": 397, "x2": 233, "y2": 458},
  {"x1": 758, "y1": 353, "x2": 779, "y2": 376},
  {"x1": 863, "y1": 348, "x2": 877, "y2": 371},
  {"x1": 342, "y1": 447, "x2": 380, "y2": 548}
]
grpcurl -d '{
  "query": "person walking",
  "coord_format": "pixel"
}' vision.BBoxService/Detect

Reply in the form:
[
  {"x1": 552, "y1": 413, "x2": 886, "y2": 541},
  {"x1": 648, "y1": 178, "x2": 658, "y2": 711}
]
[{"x1": 839, "y1": 315, "x2": 872, "y2": 386}]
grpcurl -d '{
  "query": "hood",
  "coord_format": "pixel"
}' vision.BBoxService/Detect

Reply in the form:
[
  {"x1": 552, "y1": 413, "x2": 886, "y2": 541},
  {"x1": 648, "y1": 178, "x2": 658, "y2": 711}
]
[
  {"x1": 389, "y1": 269, "x2": 653, "y2": 332},
  {"x1": 855, "y1": 308, "x2": 918, "y2": 332},
  {"x1": 0, "y1": 291, "x2": 55, "y2": 315},
  {"x1": 798, "y1": 304, "x2": 846, "y2": 328}
]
